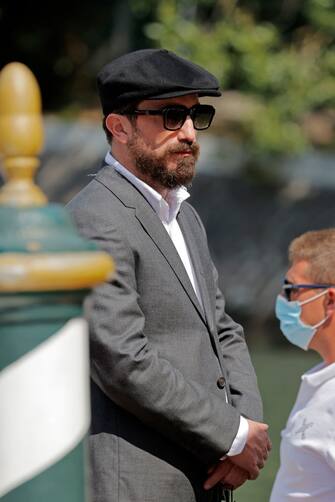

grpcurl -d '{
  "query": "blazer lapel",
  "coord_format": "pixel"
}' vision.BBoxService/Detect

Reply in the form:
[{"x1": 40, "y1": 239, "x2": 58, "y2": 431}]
[
  {"x1": 178, "y1": 208, "x2": 232, "y2": 386},
  {"x1": 95, "y1": 167, "x2": 206, "y2": 324},
  {"x1": 177, "y1": 209, "x2": 215, "y2": 333}
]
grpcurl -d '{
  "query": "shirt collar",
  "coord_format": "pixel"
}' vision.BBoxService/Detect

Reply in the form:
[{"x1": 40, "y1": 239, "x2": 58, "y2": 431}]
[
  {"x1": 302, "y1": 361, "x2": 335, "y2": 388},
  {"x1": 104, "y1": 151, "x2": 190, "y2": 223}
]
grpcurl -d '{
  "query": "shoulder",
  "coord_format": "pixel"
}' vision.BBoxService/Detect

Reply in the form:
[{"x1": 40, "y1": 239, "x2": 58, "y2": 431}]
[
  {"x1": 67, "y1": 175, "x2": 136, "y2": 246},
  {"x1": 67, "y1": 166, "x2": 137, "y2": 225},
  {"x1": 67, "y1": 179, "x2": 114, "y2": 226}
]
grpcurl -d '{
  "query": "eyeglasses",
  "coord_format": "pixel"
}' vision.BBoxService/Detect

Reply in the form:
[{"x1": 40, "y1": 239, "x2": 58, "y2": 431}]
[
  {"x1": 282, "y1": 278, "x2": 335, "y2": 301},
  {"x1": 127, "y1": 104, "x2": 215, "y2": 131}
]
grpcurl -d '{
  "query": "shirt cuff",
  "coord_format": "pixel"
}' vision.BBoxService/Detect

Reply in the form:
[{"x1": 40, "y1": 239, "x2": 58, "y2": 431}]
[{"x1": 226, "y1": 415, "x2": 249, "y2": 456}]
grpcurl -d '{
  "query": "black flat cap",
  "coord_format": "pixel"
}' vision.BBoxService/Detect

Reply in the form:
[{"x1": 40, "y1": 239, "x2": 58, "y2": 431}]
[{"x1": 97, "y1": 48, "x2": 221, "y2": 115}]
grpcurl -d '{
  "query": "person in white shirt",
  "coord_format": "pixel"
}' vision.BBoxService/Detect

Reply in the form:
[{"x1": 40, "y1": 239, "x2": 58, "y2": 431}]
[{"x1": 271, "y1": 228, "x2": 335, "y2": 501}]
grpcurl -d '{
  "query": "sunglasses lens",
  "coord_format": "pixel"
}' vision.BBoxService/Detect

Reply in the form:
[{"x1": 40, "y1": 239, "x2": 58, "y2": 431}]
[
  {"x1": 192, "y1": 105, "x2": 215, "y2": 130},
  {"x1": 164, "y1": 108, "x2": 187, "y2": 130},
  {"x1": 283, "y1": 279, "x2": 291, "y2": 301},
  {"x1": 163, "y1": 105, "x2": 215, "y2": 130}
]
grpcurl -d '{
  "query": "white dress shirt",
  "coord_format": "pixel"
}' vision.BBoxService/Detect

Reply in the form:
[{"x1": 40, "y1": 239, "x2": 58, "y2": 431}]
[{"x1": 104, "y1": 151, "x2": 248, "y2": 456}]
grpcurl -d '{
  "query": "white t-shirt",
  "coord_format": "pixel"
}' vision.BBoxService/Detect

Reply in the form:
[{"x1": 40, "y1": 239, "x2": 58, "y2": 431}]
[{"x1": 270, "y1": 361, "x2": 335, "y2": 501}]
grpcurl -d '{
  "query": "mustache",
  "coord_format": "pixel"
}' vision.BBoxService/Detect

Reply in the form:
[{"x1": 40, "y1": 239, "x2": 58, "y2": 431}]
[{"x1": 168, "y1": 142, "x2": 200, "y2": 157}]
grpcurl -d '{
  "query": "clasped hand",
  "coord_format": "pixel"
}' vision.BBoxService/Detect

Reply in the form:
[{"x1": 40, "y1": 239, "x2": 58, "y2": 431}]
[{"x1": 204, "y1": 419, "x2": 271, "y2": 491}]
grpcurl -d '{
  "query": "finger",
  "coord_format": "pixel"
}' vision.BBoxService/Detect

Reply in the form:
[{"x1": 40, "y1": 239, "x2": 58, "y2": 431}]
[
  {"x1": 247, "y1": 466, "x2": 260, "y2": 481},
  {"x1": 207, "y1": 464, "x2": 216, "y2": 474},
  {"x1": 223, "y1": 470, "x2": 248, "y2": 489},
  {"x1": 253, "y1": 448, "x2": 266, "y2": 466},
  {"x1": 262, "y1": 439, "x2": 272, "y2": 460},
  {"x1": 204, "y1": 463, "x2": 232, "y2": 490},
  {"x1": 233, "y1": 478, "x2": 247, "y2": 489},
  {"x1": 223, "y1": 478, "x2": 246, "y2": 490},
  {"x1": 204, "y1": 468, "x2": 230, "y2": 490},
  {"x1": 258, "y1": 443, "x2": 270, "y2": 461},
  {"x1": 221, "y1": 475, "x2": 242, "y2": 489}
]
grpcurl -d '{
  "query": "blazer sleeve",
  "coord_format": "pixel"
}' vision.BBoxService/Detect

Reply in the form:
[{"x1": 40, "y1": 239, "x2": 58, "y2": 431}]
[{"x1": 67, "y1": 196, "x2": 242, "y2": 466}]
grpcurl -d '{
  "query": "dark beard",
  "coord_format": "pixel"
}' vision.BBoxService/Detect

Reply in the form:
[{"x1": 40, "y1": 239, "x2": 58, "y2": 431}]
[{"x1": 128, "y1": 136, "x2": 200, "y2": 189}]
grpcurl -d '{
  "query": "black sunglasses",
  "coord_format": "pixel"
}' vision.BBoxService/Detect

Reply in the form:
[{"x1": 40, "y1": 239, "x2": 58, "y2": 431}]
[
  {"x1": 127, "y1": 104, "x2": 215, "y2": 131},
  {"x1": 282, "y1": 278, "x2": 335, "y2": 301}
]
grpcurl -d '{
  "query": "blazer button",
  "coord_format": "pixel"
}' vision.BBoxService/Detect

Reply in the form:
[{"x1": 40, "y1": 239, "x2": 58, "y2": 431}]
[{"x1": 217, "y1": 376, "x2": 226, "y2": 389}]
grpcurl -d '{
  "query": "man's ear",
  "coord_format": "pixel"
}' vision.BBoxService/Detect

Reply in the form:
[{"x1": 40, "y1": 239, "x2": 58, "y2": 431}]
[
  {"x1": 105, "y1": 113, "x2": 132, "y2": 144},
  {"x1": 326, "y1": 288, "x2": 335, "y2": 316}
]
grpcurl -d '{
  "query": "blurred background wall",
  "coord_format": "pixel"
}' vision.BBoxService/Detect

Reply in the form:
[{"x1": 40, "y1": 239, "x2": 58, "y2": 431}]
[{"x1": 1, "y1": 1, "x2": 334, "y2": 500}]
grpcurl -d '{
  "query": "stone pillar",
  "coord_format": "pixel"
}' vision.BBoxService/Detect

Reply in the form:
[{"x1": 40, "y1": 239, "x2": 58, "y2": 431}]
[{"x1": 0, "y1": 63, "x2": 114, "y2": 501}]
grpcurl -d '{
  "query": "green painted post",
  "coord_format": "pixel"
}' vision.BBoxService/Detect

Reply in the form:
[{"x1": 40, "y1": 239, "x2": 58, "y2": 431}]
[{"x1": 0, "y1": 63, "x2": 114, "y2": 501}]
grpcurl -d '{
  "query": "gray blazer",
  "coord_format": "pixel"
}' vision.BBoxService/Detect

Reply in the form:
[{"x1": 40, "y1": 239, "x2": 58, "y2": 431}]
[{"x1": 67, "y1": 166, "x2": 263, "y2": 502}]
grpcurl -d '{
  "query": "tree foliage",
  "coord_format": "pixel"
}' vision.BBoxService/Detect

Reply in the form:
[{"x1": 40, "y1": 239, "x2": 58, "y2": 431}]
[
  {"x1": 136, "y1": 0, "x2": 335, "y2": 156},
  {"x1": 1, "y1": 0, "x2": 333, "y2": 158}
]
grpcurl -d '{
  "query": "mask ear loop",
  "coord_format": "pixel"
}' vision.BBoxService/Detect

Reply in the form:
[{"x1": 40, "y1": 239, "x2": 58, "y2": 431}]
[
  {"x1": 299, "y1": 289, "x2": 329, "y2": 330},
  {"x1": 312, "y1": 315, "x2": 329, "y2": 330},
  {"x1": 299, "y1": 288, "x2": 329, "y2": 306}
]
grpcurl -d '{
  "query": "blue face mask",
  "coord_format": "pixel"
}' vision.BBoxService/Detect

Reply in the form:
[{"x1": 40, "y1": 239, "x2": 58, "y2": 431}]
[{"x1": 275, "y1": 290, "x2": 328, "y2": 350}]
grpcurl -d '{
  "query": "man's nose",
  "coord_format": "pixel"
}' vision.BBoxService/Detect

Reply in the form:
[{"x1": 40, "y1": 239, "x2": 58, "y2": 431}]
[{"x1": 177, "y1": 116, "x2": 196, "y2": 143}]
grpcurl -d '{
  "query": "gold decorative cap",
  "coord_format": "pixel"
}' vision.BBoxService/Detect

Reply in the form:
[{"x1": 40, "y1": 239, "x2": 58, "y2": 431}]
[
  {"x1": 0, "y1": 252, "x2": 114, "y2": 292},
  {"x1": 0, "y1": 63, "x2": 114, "y2": 292},
  {"x1": 0, "y1": 62, "x2": 47, "y2": 206}
]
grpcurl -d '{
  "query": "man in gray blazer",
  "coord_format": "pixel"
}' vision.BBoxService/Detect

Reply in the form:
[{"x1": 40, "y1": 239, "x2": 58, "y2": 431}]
[{"x1": 68, "y1": 49, "x2": 271, "y2": 502}]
